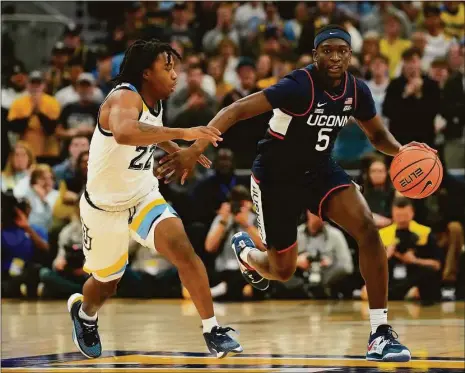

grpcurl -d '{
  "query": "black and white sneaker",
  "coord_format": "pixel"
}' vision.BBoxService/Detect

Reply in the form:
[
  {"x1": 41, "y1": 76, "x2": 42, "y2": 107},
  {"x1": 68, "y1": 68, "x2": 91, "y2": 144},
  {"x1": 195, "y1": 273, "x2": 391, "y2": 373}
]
[
  {"x1": 67, "y1": 293, "x2": 102, "y2": 359},
  {"x1": 366, "y1": 324, "x2": 411, "y2": 362},
  {"x1": 231, "y1": 232, "x2": 269, "y2": 291},
  {"x1": 204, "y1": 326, "x2": 243, "y2": 358}
]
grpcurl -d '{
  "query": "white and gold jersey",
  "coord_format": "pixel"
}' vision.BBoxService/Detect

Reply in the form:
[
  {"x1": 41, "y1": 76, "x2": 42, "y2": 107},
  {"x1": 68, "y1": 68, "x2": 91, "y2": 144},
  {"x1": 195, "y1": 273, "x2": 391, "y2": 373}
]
[{"x1": 86, "y1": 83, "x2": 162, "y2": 211}]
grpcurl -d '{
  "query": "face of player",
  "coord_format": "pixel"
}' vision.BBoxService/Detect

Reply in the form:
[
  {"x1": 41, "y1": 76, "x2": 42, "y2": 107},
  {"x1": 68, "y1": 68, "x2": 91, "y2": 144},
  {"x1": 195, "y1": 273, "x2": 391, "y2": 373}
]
[
  {"x1": 144, "y1": 52, "x2": 178, "y2": 100},
  {"x1": 368, "y1": 161, "x2": 387, "y2": 187},
  {"x1": 314, "y1": 39, "x2": 352, "y2": 81},
  {"x1": 392, "y1": 205, "x2": 414, "y2": 229}
]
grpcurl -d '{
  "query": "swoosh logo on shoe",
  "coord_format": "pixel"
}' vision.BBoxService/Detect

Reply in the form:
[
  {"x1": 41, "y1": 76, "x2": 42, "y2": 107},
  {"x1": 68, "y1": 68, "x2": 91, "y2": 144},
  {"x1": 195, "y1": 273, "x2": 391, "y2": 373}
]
[
  {"x1": 419, "y1": 180, "x2": 433, "y2": 195},
  {"x1": 368, "y1": 339, "x2": 377, "y2": 352}
]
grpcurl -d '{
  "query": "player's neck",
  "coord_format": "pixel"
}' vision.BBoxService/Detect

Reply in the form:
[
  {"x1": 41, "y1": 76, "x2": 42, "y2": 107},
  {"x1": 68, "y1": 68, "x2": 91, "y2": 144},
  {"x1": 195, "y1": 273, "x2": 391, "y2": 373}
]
[{"x1": 139, "y1": 86, "x2": 161, "y2": 108}]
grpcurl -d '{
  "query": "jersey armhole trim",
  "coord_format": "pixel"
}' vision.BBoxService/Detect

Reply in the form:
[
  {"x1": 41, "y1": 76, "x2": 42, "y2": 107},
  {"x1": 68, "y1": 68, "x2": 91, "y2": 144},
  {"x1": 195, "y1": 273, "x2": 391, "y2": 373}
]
[
  {"x1": 353, "y1": 76, "x2": 358, "y2": 112},
  {"x1": 324, "y1": 72, "x2": 348, "y2": 101},
  {"x1": 281, "y1": 68, "x2": 315, "y2": 117}
]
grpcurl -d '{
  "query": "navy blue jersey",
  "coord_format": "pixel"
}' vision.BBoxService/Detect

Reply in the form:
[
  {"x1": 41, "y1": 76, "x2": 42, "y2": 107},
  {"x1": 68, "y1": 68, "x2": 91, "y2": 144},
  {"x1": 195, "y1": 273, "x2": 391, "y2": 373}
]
[{"x1": 254, "y1": 64, "x2": 376, "y2": 180}]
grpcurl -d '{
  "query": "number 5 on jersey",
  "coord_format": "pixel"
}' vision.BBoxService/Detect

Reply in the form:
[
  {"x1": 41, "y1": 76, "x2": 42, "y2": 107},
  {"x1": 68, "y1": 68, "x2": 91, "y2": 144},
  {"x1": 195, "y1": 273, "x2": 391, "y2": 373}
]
[{"x1": 315, "y1": 128, "x2": 333, "y2": 151}]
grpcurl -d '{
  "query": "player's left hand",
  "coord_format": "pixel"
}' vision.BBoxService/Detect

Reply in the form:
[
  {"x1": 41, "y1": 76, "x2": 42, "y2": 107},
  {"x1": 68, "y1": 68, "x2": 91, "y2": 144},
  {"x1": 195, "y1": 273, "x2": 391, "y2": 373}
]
[{"x1": 399, "y1": 142, "x2": 437, "y2": 154}]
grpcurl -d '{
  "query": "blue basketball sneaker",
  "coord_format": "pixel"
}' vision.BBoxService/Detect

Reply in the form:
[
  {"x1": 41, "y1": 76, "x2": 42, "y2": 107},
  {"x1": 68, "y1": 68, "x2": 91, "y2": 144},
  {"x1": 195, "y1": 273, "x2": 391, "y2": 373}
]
[
  {"x1": 231, "y1": 231, "x2": 269, "y2": 291},
  {"x1": 366, "y1": 325, "x2": 411, "y2": 362},
  {"x1": 203, "y1": 326, "x2": 243, "y2": 358},
  {"x1": 67, "y1": 293, "x2": 102, "y2": 359}
]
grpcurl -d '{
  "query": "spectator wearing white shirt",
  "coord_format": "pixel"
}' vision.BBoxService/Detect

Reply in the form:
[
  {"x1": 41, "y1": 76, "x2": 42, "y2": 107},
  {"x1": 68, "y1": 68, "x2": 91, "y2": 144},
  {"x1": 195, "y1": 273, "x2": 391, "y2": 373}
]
[
  {"x1": 234, "y1": 1, "x2": 266, "y2": 39},
  {"x1": 55, "y1": 59, "x2": 104, "y2": 108},
  {"x1": 366, "y1": 54, "x2": 390, "y2": 124}
]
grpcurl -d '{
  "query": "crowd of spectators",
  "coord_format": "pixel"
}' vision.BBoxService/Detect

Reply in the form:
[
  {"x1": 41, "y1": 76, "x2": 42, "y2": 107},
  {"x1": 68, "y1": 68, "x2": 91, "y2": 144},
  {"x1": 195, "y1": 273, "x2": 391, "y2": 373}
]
[{"x1": 2, "y1": 1, "x2": 464, "y2": 304}]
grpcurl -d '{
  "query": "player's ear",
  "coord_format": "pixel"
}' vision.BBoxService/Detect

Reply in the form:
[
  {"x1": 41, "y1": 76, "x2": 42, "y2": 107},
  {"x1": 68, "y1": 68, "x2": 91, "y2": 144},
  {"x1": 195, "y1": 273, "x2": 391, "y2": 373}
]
[
  {"x1": 312, "y1": 49, "x2": 318, "y2": 63},
  {"x1": 142, "y1": 68, "x2": 150, "y2": 80}
]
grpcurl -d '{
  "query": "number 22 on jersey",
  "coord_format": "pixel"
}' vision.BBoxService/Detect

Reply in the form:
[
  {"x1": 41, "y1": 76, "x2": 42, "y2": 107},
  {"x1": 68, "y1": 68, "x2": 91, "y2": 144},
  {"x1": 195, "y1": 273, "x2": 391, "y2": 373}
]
[{"x1": 129, "y1": 145, "x2": 157, "y2": 170}]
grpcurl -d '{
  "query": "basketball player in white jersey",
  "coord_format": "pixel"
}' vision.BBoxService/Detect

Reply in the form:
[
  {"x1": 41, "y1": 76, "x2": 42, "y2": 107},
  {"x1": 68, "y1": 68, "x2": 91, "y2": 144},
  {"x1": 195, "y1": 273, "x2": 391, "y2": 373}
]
[{"x1": 67, "y1": 39, "x2": 242, "y2": 359}]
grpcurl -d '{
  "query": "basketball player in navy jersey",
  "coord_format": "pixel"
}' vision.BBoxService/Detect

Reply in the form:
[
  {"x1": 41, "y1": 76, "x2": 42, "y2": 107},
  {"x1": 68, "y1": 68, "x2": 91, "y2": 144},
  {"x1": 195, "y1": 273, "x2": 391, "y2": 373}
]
[{"x1": 157, "y1": 26, "x2": 435, "y2": 362}]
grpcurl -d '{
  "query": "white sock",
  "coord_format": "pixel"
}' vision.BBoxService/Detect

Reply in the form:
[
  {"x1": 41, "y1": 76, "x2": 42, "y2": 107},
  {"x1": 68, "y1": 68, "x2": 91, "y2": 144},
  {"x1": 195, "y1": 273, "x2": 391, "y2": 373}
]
[
  {"x1": 202, "y1": 316, "x2": 219, "y2": 333},
  {"x1": 369, "y1": 308, "x2": 388, "y2": 334},
  {"x1": 79, "y1": 305, "x2": 98, "y2": 321},
  {"x1": 239, "y1": 247, "x2": 256, "y2": 267}
]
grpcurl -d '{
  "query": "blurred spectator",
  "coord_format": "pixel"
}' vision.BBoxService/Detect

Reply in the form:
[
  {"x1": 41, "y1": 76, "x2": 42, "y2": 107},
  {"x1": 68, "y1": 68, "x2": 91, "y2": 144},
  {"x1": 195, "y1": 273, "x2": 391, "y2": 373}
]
[
  {"x1": 380, "y1": 13, "x2": 412, "y2": 78},
  {"x1": 56, "y1": 73, "x2": 99, "y2": 142},
  {"x1": 45, "y1": 42, "x2": 71, "y2": 95},
  {"x1": 93, "y1": 47, "x2": 114, "y2": 96},
  {"x1": 190, "y1": 149, "x2": 249, "y2": 225},
  {"x1": 39, "y1": 201, "x2": 87, "y2": 298},
  {"x1": 447, "y1": 44, "x2": 465, "y2": 74},
  {"x1": 167, "y1": 63, "x2": 217, "y2": 129},
  {"x1": 257, "y1": 58, "x2": 294, "y2": 89},
  {"x1": 361, "y1": 2, "x2": 412, "y2": 39},
  {"x1": 202, "y1": 3, "x2": 239, "y2": 55},
  {"x1": 283, "y1": 2, "x2": 309, "y2": 45},
  {"x1": 383, "y1": 48, "x2": 440, "y2": 147},
  {"x1": 343, "y1": 17, "x2": 363, "y2": 55},
  {"x1": 295, "y1": 211, "x2": 353, "y2": 297},
  {"x1": 429, "y1": 58, "x2": 449, "y2": 90},
  {"x1": 53, "y1": 135, "x2": 90, "y2": 186},
  {"x1": 366, "y1": 54, "x2": 390, "y2": 120},
  {"x1": 1, "y1": 142, "x2": 36, "y2": 193},
  {"x1": 296, "y1": 54, "x2": 313, "y2": 69},
  {"x1": 205, "y1": 185, "x2": 264, "y2": 300},
  {"x1": 1, "y1": 61, "x2": 28, "y2": 168},
  {"x1": 380, "y1": 197, "x2": 442, "y2": 305},
  {"x1": 220, "y1": 58, "x2": 270, "y2": 168},
  {"x1": 14, "y1": 164, "x2": 58, "y2": 231},
  {"x1": 207, "y1": 56, "x2": 233, "y2": 103},
  {"x1": 64, "y1": 150, "x2": 88, "y2": 196},
  {"x1": 441, "y1": 59, "x2": 465, "y2": 169},
  {"x1": 234, "y1": 1, "x2": 266, "y2": 40},
  {"x1": 436, "y1": 221, "x2": 464, "y2": 285},
  {"x1": 1, "y1": 192, "x2": 49, "y2": 298},
  {"x1": 122, "y1": 2, "x2": 147, "y2": 36},
  {"x1": 440, "y1": 1, "x2": 465, "y2": 40},
  {"x1": 218, "y1": 38, "x2": 240, "y2": 87},
  {"x1": 55, "y1": 59, "x2": 104, "y2": 108},
  {"x1": 422, "y1": 5, "x2": 456, "y2": 70},
  {"x1": 164, "y1": 2, "x2": 198, "y2": 53},
  {"x1": 359, "y1": 31, "x2": 381, "y2": 79},
  {"x1": 174, "y1": 54, "x2": 216, "y2": 97},
  {"x1": 363, "y1": 156, "x2": 395, "y2": 228},
  {"x1": 7, "y1": 71, "x2": 61, "y2": 160},
  {"x1": 298, "y1": 1, "x2": 349, "y2": 54},
  {"x1": 256, "y1": 54, "x2": 273, "y2": 81},
  {"x1": 410, "y1": 31, "x2": 430, "y2": 71},
  {"x1": 63, "y1": 24, "x2": 97, "y2": 72}
]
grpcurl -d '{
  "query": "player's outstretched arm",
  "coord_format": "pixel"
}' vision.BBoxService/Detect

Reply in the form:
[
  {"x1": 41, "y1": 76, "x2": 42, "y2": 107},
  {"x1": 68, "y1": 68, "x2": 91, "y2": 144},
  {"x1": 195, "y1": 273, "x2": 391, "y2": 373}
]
[
  {"x1": 357, "y1": 115, "x2": 436, "y2": 156},
  {"x1": 190, "y1": 91, "x2": 273, "y2": 155},
  {"x1": 107, "y1": 90, "x2": 222, "y2": 146}
]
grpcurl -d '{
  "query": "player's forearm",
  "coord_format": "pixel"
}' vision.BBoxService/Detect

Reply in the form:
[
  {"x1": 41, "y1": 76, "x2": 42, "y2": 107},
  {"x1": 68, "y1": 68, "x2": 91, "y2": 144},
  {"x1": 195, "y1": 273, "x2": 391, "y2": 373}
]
[
  {"x1": 191, "y1": 104, "x2": 241, "y2": 154},
  {"x1": 113, "y1": 120, "x2": 185, "y2": 146},
  {"x1": 369, "y1": 128, "x2": 401, "y2": 156}
]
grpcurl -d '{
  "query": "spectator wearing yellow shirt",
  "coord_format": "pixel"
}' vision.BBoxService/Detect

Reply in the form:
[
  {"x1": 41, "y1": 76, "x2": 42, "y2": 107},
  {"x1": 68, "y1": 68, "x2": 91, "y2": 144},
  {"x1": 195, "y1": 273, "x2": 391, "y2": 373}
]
[
  {"x1": 7, "y1": 71, "x2": 61, "y2": 161},
  {"x1": 441, "y1": 2, "x2": 464, "y2": 40},
  {"x1": 380, "y1": 13, "x2": 411, "y2": 78}
]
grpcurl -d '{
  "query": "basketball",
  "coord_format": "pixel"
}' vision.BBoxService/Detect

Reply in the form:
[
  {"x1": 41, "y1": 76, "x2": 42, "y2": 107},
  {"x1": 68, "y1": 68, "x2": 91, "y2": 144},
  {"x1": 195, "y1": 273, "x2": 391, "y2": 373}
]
[{"x1": 390, "y1": 147, "x2": 443, "y2": 199}]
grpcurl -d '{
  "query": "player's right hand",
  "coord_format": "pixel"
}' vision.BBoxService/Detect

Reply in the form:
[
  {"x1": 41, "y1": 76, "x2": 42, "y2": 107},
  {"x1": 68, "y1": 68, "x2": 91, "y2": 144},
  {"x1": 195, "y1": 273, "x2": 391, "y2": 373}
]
[{"x1": 181, "y1": 126, "x2": 222, "y2": 146}]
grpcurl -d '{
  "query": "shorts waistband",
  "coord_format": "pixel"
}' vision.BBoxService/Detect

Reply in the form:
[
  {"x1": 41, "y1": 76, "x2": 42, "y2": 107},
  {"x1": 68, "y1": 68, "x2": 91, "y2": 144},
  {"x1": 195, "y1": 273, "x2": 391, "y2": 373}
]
[{"x1": 84, "y1": 189, "x2": 148, "y2": 213}]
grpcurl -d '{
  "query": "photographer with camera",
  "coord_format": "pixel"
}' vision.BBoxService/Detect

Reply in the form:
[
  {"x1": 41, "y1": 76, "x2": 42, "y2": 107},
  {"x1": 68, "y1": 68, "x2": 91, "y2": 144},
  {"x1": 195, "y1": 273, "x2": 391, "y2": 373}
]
[
  {"x1": 205, "y1": 185, "x2": 265, "y2": 300},
  {"x1": 380, "y1": 197, "x2": 443, "y2": 305},
  {"x1": 295, "y1": 211, "x2": 353, "y2": 298},
  {"x1": 1, "y1": 191, "x2": 49, "y2": 297}
]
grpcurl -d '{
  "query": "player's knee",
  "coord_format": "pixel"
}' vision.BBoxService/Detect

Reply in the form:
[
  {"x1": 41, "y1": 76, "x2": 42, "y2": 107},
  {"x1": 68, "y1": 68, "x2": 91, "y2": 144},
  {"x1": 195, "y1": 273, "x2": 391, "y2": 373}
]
[
  {"x1": 353, "y1": 213, "x2": 379, "y2": 244},
  {"x1": 99, "y1": 278, "x2": 120, "y2": 298}
]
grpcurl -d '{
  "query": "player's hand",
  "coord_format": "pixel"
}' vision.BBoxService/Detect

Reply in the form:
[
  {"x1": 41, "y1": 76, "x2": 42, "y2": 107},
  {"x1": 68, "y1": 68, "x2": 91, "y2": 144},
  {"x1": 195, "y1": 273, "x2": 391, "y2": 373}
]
[
  {"x1": 197, "y1": 154, "x2": 212, "y2": 169},
  {"x1": 181, "y1": 126, "x2": 222, "y2": 146},
  {"x1": 399, "y1": 142, "x2": 437, "y2": 154},
  {"x1": 155, "y1": 147, "x2": 200, "y2": 184}
]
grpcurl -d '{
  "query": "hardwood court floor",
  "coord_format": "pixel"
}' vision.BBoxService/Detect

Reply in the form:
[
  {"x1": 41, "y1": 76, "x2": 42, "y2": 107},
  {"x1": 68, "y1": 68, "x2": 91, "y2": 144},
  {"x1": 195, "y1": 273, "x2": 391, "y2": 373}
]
[{"x1": 1, "y1": 299, "x2": 464, "y2": 372}]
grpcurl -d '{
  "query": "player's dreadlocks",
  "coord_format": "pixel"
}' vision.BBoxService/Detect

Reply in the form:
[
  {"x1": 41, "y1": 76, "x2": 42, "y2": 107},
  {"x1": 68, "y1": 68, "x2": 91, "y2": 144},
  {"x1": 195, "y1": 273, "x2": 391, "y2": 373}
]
[{"x1": 112, "y1": 39, "x2": 182, "y2": 90}]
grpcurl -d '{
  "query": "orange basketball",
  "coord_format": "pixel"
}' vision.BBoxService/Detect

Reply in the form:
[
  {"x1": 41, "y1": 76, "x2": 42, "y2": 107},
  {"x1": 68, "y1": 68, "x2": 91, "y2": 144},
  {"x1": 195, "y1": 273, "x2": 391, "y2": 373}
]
[{"x1": 390, "y1": 147, "x2": 443, "y2": 199}]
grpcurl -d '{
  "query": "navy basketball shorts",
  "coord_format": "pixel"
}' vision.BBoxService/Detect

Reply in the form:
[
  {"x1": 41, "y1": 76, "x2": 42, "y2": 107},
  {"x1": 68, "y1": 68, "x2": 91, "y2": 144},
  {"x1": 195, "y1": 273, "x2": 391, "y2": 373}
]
[{"x1": 251, "y1": 161, "x2": 352, "y2": 253}]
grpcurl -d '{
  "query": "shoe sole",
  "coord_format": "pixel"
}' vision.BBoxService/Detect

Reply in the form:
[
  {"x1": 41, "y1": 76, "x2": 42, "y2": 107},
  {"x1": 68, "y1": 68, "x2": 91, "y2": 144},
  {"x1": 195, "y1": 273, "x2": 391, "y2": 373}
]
[
  {"x1": 231, "y1": 242, "x2": 269, "y2": 291},
  {"x1": 366, "y1": 350, "x2": 411, "y2": 362},
  {"x1": 67, "y1": 293, "x2": 100, "y2": 359},
  {"x1": 212, "y1": 346, "x2": 244, "y2": 359}
]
